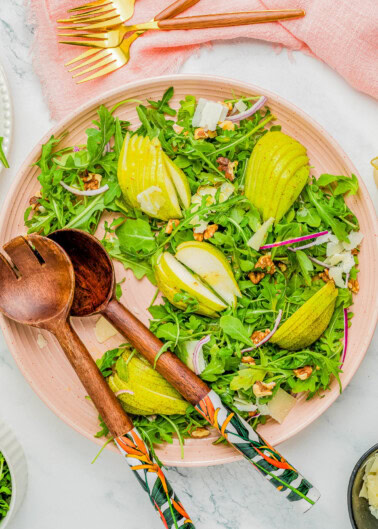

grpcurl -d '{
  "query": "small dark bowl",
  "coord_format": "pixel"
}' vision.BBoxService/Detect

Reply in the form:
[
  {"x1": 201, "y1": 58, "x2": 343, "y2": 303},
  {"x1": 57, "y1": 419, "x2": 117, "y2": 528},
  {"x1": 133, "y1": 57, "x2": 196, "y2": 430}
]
[{"x1": 348, "y1": 443, "x2": 378, "y2": 529}]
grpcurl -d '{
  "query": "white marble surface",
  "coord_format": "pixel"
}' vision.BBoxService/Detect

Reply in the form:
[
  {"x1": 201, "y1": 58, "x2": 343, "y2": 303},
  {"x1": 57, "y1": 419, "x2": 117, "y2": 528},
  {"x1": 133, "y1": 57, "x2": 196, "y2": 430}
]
[{"x1": 0, "y1": 2, "x2": 377, "y2": 528}]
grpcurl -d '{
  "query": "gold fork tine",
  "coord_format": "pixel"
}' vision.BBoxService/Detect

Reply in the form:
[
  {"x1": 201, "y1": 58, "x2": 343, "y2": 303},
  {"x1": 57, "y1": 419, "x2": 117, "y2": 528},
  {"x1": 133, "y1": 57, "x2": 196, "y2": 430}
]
[
  {"x1": 60, "y1": 38, "x2": 111, "y2": 47},
  {"x1": 58, "y1": 10, "x2": 116, "y2": 25},
  {"x1": 68, "y1": 0, "x2": 111, "y2": 12},
  {"x1": 67, "y1": 49, "x2": 109, "y2": 71},
  {"x1": 57, "y1": 16, "x2": 122, "y2": 31},
  {"x1": 59, "y1": 31, "x2": 107, "y2": 40},
  {"x1": 72, "y1": 54, "x2": 114, "y2": 77},
  {"x1": 65, "y1": 47, "x2": 101, "y2": 66},
  {"x1": 58, "y1": 5, "x2": 114, "y2": 21},
  {"x1": 77, "y1": 60, "x2": 121, "y2": 84}
]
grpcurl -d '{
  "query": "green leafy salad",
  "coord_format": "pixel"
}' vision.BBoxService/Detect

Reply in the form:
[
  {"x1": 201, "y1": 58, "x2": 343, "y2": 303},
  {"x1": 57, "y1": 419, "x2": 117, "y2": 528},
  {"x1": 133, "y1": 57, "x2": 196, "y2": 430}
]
[
  {"x1": 0, "y1": 137, "x2": 9, "y2": 168},
  {"x1": 0, "y1": 452, "x2": 12, "y2": 521},
  {"x1": 24, "y1": 87, "x2": 362, "y2": 449}
]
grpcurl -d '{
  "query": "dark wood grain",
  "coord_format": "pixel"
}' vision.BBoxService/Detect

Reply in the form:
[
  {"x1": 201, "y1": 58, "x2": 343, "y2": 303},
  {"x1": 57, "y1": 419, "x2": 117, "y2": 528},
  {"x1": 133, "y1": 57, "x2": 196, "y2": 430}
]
[
  {"x1": 0, "y1": 234, "x2": 133, "y2": 438},
  {"x1": 49, "y1": 229, "x2": 210, "y2": 406},
  {"x1": 155, "y1": 0, "x2": 200, "y2": 21},
  {"x1": 105, "y1": 298, "x2": 209, "y2": 405},
  {"x1": 157, "y1": 9, "x2": 305, "y2": 30}
]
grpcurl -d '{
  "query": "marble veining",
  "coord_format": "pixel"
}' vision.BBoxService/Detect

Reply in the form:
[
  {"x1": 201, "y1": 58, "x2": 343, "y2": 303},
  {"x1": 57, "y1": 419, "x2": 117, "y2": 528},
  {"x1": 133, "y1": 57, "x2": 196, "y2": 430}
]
[{"x1": 0, "y1": 2, "x2": 377, "y2": 528}]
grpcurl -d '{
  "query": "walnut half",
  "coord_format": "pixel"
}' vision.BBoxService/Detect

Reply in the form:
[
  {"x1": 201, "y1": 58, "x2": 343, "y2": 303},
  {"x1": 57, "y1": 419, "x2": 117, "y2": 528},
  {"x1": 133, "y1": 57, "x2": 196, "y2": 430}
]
[{"x1": 293, "y1": 366, "x2": 313, "y2": 380}]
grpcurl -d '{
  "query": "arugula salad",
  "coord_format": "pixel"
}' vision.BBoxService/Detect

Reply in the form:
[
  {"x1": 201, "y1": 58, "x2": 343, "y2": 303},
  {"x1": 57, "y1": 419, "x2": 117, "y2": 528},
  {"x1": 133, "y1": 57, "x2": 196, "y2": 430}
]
[
  {"x1": 0, "y1": 452, "x2": 11, "y2": 522},
  {"x1": 0, "y1": 137, "x2": 9, "y2": 168},
  {"x1": 25, "y1": 87, "x2": 362, "y2": 449}
]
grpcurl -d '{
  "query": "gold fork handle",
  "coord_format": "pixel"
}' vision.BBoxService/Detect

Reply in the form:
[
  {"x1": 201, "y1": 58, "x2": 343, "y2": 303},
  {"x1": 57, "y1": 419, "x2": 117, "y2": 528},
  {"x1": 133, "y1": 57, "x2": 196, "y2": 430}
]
[
  {"x1": 155, "y1": 0, "x2": 201, "y2": 21},
  {"x1": 156, "y1": 9, "x2": 305, "y2": 30}
]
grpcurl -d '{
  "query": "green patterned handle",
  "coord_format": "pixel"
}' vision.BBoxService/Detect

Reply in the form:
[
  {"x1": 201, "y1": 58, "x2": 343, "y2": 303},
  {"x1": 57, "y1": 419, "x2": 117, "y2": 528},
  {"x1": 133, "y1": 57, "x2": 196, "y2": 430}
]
[
  {"x1": 115, "y1": 428, "x2": 195, "y2": 528},
  {"x1": 196, "y1": 390, "x2": 320, "y2": 512}
]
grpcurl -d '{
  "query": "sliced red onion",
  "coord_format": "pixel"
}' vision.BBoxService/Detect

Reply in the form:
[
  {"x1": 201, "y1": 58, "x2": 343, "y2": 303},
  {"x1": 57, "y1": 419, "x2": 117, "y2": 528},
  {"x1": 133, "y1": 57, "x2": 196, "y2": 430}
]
[
  {"x1": 247, "y1": 413, "x2": 261, "y2": 422},
  {"x1": 260, "y1": 230, "x2": 328, "y2": 250},
  {"x1": 193, "y1": 335, "x2": 210, "y2": 375},
  {"x1": 339, "y1": 309, "x2": 348, "y2": 368},
  {"x1": 228, "y1": 96, "x2": 267, "y2": 122},
  {"x1": 241, "y1": 310, "x2": 283, "y2": 353},
  {"x1": 115, "y1": 389, "x2": 134, "y2": 397},
  {"x1": 60, "y1": 180, "x2": 109, "y2": 196}
]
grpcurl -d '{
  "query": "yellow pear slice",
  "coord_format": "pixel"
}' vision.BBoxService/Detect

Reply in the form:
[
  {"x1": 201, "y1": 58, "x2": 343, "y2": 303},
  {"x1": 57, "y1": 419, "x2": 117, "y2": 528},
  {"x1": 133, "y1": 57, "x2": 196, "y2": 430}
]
[
  {"x1": 163, "y1": 152, "x2": 191, "y2": 209},
  {"x1": 155, "y1": 252, "x2": 227, "y2": 315},
  {"x1": 176, "y1": 241, "x2": 241, "y2": 307}
]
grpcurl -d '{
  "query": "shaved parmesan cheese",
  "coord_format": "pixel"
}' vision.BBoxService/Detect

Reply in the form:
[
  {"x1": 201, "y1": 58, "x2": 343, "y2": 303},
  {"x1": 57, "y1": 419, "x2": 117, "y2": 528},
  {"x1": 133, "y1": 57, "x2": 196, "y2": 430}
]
[
  {"x1": 193, "y1": 219, "x2": 209, "y2": 234},
  {"x1": 326, "y1": 237, "x2": 344, "y2": 257},
  {"x1": 233, "y1": 397, "x2": 257, "y2": 413},
  {"x1": 247, "y1": 217, "x2": 275, "y2": 251},
  {"x1": 328, "y1": 266, "x2": 345, "y2": 288},
  {"x1": 192, "y1": 98, "x2": 228, "y2": 131},
  {"x1": 190, "y1": 183, "x2": 234, "y2": 231},
  {"x1": 267, "y1": 388, "x2": 296, "y2": 424},
  {"x1": 234, "y1": 100, "x2": 248, "y2": 114},
  {"x1": 257, "y1": 403, "x2": 270, "y2": 416},
  {"x1": 342, "y1": 230, "x2": 364, "y2": 251},
  {"x1": 137, "y1": 186, "x2": 164, "y2": 216},
  {"x1": 37, "y1": 333, "x2": 47, "y2": 349},
  {"x1": 95, "y1": 316, "x2": 118, "y2": 344}
]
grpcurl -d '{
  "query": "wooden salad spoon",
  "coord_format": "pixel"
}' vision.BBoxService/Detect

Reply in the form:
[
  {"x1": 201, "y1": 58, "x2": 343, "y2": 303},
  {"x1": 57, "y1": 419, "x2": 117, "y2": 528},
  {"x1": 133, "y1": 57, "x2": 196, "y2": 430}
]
[
  {"x1": 49, "y1": 228, "x2": 321, "y2": 512},
  {"x1": 0, "y1": 234, "x2": 195, "y2": 529}
]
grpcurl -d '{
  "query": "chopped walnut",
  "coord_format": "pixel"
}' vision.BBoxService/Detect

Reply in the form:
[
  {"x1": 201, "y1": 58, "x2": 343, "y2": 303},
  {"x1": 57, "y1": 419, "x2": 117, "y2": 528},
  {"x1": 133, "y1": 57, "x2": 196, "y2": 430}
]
[
  {"x1": 173, "y1": 124, "x2": 184, "y2": 134},
  {"x1": 81, "y1": 172, "x2": 102, "y2": 191},
  {"x1": 183, "y1": 131, "x2": 189, "y2": 136},
  {"x1": 318, "y1": 268, "x2": 330, "y2": 283},
  {"x1": 194, "y1": 127, "x2": 216, "y2": 140},
  {"x1": 193, "y1": 231, "x2": 204, "y2": 242},
  {"x1": 253, "y1": 381, "x2": 276, "y2": 397},
  {"x1": 218, "y1": 101, "x2": 233, "y2": 112},
  {"x1": 216, "y1": 156, "x2": 238, "y2": 180},
  {"x1": 241, "y1": 356, "x2": 256, "y2": 364},
  {"x1": 248, "y1": 410, "x2": 258, "y2": 417},
  {"x1": 219, "y1": 120, "x2": 235, "y2": 131},
  {"x1": 348, "y1": 278, "x2": 360, "y2": 293},
  {"x1": 255, "y1": 254, "x2": 276, "y2": 275},
  {"x1": 29, "y1": 190, "x2": 44, "y2": 211},
  {"x1": 165, "y1": 219, "x2": 180, "y2": 234},
  {"x1": 203, "y1": 224, "x2": 218, "y2": 240},
  {"x1": 251, "y1": 329, "x2": 270, "y2": 345},
  {"x1": 277, "y1": 262, "x2": 287, "y2": 272},
  {"x1": 248, "y1": 271, "x2": 265, "y2": 284},
  {"x1": 190, "y1": 427, "x2": 210, "y2": 439},
  {"x1": 293, "y1": 366, "x2": 313, "y2": 380},
  {"x1": 351, "y1": 248, "x2": 359, "y2": 256},
  {"x1": 207, "y1": 130, "x2": 217, "y2": 138}
]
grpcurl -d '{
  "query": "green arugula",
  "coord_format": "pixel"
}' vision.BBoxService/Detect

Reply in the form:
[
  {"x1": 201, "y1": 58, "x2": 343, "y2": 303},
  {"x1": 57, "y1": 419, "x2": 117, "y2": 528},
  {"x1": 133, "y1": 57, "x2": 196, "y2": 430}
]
[
  {"x1": 0, "y1": 452, "x2": 11, "y2": 522},
  {"x1": 0, "y1": 137, "x2": 9, "y2": 168}
]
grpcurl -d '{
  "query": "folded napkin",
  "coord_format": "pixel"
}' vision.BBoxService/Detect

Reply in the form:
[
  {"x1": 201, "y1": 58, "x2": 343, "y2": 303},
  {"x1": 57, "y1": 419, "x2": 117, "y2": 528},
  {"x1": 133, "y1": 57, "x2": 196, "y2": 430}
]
[{"x1": 27, "y1": 0, "x2": 378, "y2": 120}]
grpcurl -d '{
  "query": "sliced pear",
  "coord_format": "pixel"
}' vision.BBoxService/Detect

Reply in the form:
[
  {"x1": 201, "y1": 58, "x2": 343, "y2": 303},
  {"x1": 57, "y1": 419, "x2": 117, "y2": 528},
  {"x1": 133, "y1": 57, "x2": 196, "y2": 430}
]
[
  {"x1": 163, "y1": 152, "x2": 191, "y2": 209},
  {"x1": 155, "y1": 252, "x2": 227, "y2": 316},
  {"x1": 176, "y1": 241, "x2": 241, "y2": 307}
]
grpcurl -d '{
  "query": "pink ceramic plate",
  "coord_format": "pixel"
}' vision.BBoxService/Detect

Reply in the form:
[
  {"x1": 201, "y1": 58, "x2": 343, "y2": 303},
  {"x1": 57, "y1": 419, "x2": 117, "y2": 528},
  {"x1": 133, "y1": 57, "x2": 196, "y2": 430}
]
[{"x1": 0, "y1": 75, "x2": 376, "y2": 467}]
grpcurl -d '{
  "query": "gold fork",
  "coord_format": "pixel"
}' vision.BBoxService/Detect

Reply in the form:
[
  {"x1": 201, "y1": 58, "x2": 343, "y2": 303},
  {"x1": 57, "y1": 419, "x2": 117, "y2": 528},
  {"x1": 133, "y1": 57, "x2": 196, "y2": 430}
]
[
  {"x1": 63, "y1": 9, "x2": 305, "y2": 83},
  {"x1": 58, "y1": 0, "x2": 135, "y2": 30},
  {"x1": 64, "y1": 0, "x2": 202, "y2": 83}
]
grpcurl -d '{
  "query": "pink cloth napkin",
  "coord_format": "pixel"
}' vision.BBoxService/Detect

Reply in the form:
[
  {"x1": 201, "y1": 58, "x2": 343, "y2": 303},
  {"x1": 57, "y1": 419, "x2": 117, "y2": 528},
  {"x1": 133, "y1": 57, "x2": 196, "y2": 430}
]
[{"x1": 27, "y1": 0, "x2": 378, "y2": 120}]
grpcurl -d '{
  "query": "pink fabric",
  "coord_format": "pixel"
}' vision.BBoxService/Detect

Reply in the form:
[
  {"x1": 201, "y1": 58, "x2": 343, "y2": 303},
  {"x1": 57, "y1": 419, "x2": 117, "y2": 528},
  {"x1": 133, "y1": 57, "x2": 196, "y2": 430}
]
[{"x1": 27, "y1": 0, "x2": 378, "y2": 120}]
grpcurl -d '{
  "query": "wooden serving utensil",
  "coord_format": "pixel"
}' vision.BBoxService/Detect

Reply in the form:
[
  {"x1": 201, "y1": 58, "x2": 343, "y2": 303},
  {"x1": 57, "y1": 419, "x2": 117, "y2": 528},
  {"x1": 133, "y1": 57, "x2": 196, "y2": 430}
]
[
  {"x1": 0, "y1": 234, "x2": 195, "y2": 529},
  {"x1": 49, "y1": 228, "x2": 321, "y2": 513}
]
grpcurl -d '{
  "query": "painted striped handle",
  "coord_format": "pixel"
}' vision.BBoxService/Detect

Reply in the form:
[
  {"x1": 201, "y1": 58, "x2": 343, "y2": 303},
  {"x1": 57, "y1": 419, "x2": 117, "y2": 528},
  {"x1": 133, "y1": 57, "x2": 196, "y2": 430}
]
[
  {"x1": 195, "y1": 390, "x2": 320, "y2": 512},
  {"x1": 115, "y1": 428, "x2": 195, "y2": 528}
]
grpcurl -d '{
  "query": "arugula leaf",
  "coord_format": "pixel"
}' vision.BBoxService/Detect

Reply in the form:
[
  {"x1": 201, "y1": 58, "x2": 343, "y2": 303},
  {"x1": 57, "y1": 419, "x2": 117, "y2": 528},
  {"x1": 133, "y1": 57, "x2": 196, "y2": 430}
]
[
  {"x1": 96, "y1": 345, "x2": 125, "y2": 376},
  {"x1": 306, "y1": 185, "x2": 349, "y2": 242},
  {"x1": 295, "y1": 250, "x2": 314, "y2": 286},
  {"x1": 0, "y1": 137, "x2": 9, "y2": 168},
  {"x1": 0, "y1": 452, "x2": 12, "y2": 521},
  {"x1": 116, "y1": 218, "x2": 156, "y2": 254},
  {"x1": 147, "y1": 87, "x2": 176, "y2": 117},
  {"x1": 317, "y1": 173, "x2": 359, "y2": 196},
  {"x1": 219, "y1": 315, "x2": 253, "y2": 346}
]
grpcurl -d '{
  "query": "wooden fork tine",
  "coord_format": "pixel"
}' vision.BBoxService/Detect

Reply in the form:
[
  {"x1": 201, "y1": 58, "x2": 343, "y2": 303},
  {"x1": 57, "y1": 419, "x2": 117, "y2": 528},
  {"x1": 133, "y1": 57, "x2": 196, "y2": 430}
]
[
  {"x1": 68, "y1": 0, "x2": 111, "y2": 12},
  {"x1": 72, "y1": 54, "x2": 114, "y2": 77},
  {"x1": 77, "y1": 60, "x2": 122, "y2": 83},
  {"x1": 65, "y1": 47, "x2": 100, "y2": 67},
  {"x1": 67, "y1": 49, "x2": 109, "y2": 71}
]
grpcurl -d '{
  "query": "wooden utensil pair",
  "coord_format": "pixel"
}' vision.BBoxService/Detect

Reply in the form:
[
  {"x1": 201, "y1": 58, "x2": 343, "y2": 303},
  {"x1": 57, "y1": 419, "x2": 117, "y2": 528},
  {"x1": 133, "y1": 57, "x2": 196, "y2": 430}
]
[
  {"x1": 0, "y1": 230, "x2": 320, "y2": 524},
  {"x1": 0, "y1": 234, "x2": 194, "y2": 529}
]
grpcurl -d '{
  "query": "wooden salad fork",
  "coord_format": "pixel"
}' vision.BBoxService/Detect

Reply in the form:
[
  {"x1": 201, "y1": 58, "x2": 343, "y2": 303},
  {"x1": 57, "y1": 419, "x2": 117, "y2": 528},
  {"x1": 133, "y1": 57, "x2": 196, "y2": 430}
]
[
  {"x1": 64, "y1": 0, "x2": 201, "y2": 82},
  {"x1": 49, "y1": 228, "x2": 320, "y2": 513},
  {"x1": 0, "y1": 234, "x2": 195, "y2": 529},
  {"x1": 62, "y1": 9, "x2": 305, "y2": 83},
  {"x1": 58, "y1": 0, "x2": 136, "y2": 30}
]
